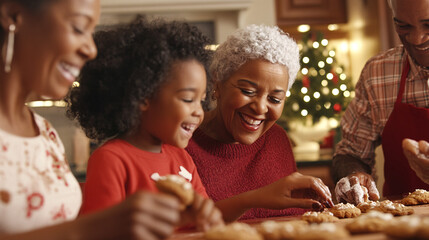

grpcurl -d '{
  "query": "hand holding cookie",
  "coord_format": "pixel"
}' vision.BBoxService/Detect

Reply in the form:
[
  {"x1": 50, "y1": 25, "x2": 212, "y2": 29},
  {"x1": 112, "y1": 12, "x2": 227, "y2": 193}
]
[
  {"x1": 155, "y1": 174, "x2": 194, "y2": 210},
  {"x1": 155, "y1": 174, "x2": 224, "y2": 231},
  {"x1": 335, "y1": 172, "x2": 379, "y2": 205}
]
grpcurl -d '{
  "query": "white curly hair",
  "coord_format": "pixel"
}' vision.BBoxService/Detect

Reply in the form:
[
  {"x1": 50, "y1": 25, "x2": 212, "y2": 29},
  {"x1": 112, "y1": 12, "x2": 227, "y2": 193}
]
[{"x1": 210, "y1": 24, "x2": 300, "y2": 90}]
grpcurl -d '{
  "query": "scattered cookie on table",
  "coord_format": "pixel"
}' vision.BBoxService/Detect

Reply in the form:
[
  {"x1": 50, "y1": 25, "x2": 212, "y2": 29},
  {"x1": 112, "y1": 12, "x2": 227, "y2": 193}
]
[
  {"x1": 155, "y1": 174, "x2": 194, "y2": 210},
  {"x1": 400, "y1": 189, "x2": 429, "y2": 206},
  {"x1": 301, "y1": 210, "x2": 339, "y2": 223},
  {"x1": 382, "y1": 215, "x2": 422, "y2": 239},
  {"x1": 294, "y1": 223, "x2": 350, "y2": 240},
  {"x1": 357, "y1": 200, "x2": 414, "y2": 216},
  {"x1": 204, "y1": 222, "x2": 263, "y2": 240},
  {"x1": 327, "y1": 203, "x2": 361, "y2": 218},
  {"x1": 345, "y1": 210, "x2": 393, "y2": 234},
  {"x1": 256, "y1": 220, "x2": 307, "y2": 240}
]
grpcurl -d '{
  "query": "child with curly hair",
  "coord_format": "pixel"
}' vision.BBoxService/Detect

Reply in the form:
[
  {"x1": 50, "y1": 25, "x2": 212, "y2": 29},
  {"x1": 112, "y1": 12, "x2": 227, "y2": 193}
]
[{"x1": 67, "y1": 16, "x2": 223, "y2": 232}]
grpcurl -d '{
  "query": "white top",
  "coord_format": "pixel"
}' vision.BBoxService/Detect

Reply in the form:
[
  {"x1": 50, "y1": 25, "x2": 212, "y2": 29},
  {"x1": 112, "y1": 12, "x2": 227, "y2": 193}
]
[{"x1": 0, "y1": 112, "x2": 81, "y2": 234}]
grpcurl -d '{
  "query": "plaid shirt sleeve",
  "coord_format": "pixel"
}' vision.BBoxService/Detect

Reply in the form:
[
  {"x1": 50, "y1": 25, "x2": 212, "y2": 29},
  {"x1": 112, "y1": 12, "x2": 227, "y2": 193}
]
[{"x1": 334, "y1": 46, "x2": 429, "y2": 178}]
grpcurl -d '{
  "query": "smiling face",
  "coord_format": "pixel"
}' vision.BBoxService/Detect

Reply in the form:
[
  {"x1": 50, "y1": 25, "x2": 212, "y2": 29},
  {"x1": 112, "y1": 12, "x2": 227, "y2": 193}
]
[
  {"x1": 140, "y1": 59, "x2": 207, "y2": 149},
  {"x1": 13, "y1": 0, "x2": 100, "y2": 99},
  {"x1": 213, "y1": 59, "x2": 289, "y2": 144},
  {"x1": 391, "y1": 0, "x2": 429, "y2": 67}
]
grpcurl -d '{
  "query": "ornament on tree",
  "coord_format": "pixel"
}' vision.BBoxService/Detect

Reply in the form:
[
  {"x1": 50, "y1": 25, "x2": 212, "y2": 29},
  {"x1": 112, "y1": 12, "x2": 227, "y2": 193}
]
[
  {"x1": 331, "y1": 70, "x2": 339, "y2": 85},
  {"x1": 302, "y1": 75, "x2": 310, "y2": 88},
  {"x1": 333, "y1": 103, "x2": 341, "y2": 112}
]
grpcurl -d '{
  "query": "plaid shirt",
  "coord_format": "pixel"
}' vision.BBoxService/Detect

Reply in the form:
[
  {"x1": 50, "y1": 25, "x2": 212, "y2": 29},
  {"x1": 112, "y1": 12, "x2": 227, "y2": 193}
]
[{"x1": 334, "y1": 46, "x2": 429, "y2": 171}]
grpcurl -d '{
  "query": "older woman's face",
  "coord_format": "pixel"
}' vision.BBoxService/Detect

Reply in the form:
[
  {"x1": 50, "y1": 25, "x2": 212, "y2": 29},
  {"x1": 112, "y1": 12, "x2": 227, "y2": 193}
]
[
  {"x1": 13, "y1": 0, "x2": 100, "y2": 99},
  {"x1": 215, "y1": 59, "x2": 289, "y2": 144}
]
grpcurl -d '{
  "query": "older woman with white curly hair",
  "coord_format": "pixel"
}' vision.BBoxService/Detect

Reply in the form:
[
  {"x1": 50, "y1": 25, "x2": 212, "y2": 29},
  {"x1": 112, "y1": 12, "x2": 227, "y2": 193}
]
[{"x1": 186, "y1": 24, "x2": 334, "y2": 222}]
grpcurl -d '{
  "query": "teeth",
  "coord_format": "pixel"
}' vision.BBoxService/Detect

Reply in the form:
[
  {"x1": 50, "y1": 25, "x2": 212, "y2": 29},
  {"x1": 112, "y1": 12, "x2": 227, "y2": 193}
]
[
  {"x1": 61, "y1": 62, "x2": 80, "y2": 77},
  {"x1": 182, "y1": 124, "x2": 196, "y2": 132},
  {"x1": 241, "y1": 114, "x2": 262, "y2": 125},
  {"x1": 416, "y1": 46, "x2": 429, "y2": 51}
]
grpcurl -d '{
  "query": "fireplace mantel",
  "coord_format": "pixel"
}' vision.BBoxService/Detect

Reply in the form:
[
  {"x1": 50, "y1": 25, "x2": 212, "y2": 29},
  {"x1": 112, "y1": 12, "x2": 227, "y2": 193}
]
[{"x1": 101, "y1": 0, "x2": 253, "y2": 13}]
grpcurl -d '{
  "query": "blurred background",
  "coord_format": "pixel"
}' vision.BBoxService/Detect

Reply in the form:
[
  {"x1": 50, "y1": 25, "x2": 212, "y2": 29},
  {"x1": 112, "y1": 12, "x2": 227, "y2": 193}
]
[{"x1": 30, "y1": 0, "x2": 398, "y2": 192}]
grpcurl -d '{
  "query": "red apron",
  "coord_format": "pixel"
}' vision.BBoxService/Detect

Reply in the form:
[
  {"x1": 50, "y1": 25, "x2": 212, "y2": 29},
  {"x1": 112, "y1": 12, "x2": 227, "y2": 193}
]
[{"x1": 381, "y1": 57, "x2": 429, "y2": 197}]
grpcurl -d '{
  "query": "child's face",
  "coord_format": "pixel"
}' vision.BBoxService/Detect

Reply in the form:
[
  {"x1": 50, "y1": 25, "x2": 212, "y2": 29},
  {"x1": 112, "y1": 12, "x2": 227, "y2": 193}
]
[{"x1": 141, "y1": 59, "x2": 206, "y2": 149}]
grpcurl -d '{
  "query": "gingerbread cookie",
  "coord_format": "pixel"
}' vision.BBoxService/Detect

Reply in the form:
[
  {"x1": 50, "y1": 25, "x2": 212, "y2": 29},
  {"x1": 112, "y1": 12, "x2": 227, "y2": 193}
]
[
  {"x1": 357, "y1": 200, "x2": 414, "y2": 216},
  {"x1": 155, "y1": 174, "x2": 194, "y2": 209},
  {"x1": 345, "y1": 210, "x2": 393, "y2": 234},
  {"x1": 294, "y1": 223, "x2": 350, "y2": 240},
  {"x1": 256, "y1": 220, "x2": 307, "y2": 240},
  {"x1": 301, "y1": 210, "x2": 339, "y2": 223},
  {"x1": 204, "y1": 222, "x2": 263, "y2": 240},
  {"x1": 327, "y1": 203, "x2": 361, "y2": 218},
  {"x1": 416, "y1": 217, "x2": 429, "y2": 239},
  {"x1": 400, "y1": 189, "x2": 429, "y2": 205}
]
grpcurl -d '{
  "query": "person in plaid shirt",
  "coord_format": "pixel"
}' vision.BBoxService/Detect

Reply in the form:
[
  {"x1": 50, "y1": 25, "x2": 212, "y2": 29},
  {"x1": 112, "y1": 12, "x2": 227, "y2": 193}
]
[{"x1": 333, "y1": 0, "x2": 429, "y2": 204}]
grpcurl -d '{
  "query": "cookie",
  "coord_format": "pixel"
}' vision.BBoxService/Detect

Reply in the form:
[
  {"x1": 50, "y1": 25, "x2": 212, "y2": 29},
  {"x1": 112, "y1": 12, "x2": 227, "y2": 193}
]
[
  {"x1": 383, "y1": 215, "x2": 421, "y2": 238},
  {"x1": 345, "y1": 210, "x2": 393, "y2": 234},
  {"x1": 327, "y1": 203, "x2": 361, "y2": 218},
  {"x1": 400, "y1": 189, "x2": 429, "y2": 205},
  {"x1": 204, "y1": 222, "x2": 263, "y2": 240},
  {"x1": 294, "y1": 223, "x2": 350, "y2": 240},
  {"x1": 301, "y1": 210, "x2": 339, "y2": 223},
  {"x1": 155, "y1": 174, "x2": 194, "y2": 209},
  {"x1": 416, "y1": 217, "x2": 429, "y2": 239},
  {"x1": 357, "y1": 200, "x2": 414, "y2": 216},
  {"x1": 256, "y1": 220, "x2": 307, "y2": 240}
]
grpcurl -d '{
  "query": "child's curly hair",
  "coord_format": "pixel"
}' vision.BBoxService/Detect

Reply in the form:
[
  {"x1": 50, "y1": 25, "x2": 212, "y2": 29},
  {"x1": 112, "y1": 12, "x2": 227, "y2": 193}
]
[{"x1": 66, "y1": 16, "x2": 212, "y2": 142}]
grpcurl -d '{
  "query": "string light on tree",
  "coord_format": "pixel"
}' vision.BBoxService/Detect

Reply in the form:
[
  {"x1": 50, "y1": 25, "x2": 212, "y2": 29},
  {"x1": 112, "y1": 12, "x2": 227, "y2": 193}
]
[{"x1": 283, "y1": 31, "x2": 355, "y2": 124}]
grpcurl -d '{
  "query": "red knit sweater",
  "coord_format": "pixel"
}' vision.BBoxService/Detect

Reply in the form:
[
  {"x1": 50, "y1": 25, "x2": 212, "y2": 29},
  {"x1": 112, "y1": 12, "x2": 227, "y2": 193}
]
[{"x1": 186, "y1": 124, "x2": 305, "y2": 220}]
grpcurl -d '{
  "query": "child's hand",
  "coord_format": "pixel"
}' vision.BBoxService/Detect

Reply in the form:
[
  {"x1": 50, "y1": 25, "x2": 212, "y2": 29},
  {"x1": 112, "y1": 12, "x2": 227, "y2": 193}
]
[
  {"x1": 84, "y1": 191, "x2": 181, "y2": 240},
  {"x1": 192, "y1": 193, "x2": 225, "y2": 231},
  {"x1": 253, "y1": 172, "x2": 334, "y2": 210},
  {"x1": 181, "y1": 193, "x2": 224, "y2": 231}
]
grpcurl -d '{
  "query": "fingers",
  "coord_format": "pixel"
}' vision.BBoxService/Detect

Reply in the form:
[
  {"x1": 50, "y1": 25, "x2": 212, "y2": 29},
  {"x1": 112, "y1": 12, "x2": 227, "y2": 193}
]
[
  {"x1": 192, "y1": 194, "x2": 224, "y2": 232},
  {"x1": 139, "y1": 192, "x2": 181, "y2": 225},
  {"x1": 334, "y1": 176, "x2": 351, "y2": 203},
  {"x1": 365, "y1": 178, "x2": 380, "y2": 201},
  {"x1": 403, "y1": 138, "x2": 419, "y2": 155},
  {"x1": 418, "y1": 140, "x2": 429, "y2": 155},
  {"x1": 135, "y1": 212, "x2": 177, "y2": 239}
]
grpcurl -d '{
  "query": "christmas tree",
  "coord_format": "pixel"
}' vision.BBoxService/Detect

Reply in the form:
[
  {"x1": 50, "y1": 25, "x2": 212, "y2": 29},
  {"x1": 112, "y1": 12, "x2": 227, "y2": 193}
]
[{"x1": 282, "y1": 31, "x2": 354, "y2": 126}]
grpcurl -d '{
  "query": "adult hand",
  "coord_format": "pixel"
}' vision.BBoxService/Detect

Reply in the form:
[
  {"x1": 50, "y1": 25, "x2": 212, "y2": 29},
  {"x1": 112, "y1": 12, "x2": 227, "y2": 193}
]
[
  {"x1": 181, "y1": 193, "x2": 224, "y2": 231},
  {"x1": 254, "y1": 172, "x2": 334, "y2": 211},
  {"x1": 83, "y1": 191, "x2": 181, "y2": 240},
  {"x1": 335, "y1": 172, "x2": 379, "y2": 205},
  {"x1": 403, "y1": 138, "x2": 429, "y2": 184}
]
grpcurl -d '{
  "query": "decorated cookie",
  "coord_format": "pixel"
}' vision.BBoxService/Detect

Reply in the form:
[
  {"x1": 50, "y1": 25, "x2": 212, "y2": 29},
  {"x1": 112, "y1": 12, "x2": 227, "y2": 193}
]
[
  {"x1": 301, "y1": 210, "x2": 339, "y2": 223},
  {"x1": 294, "y1": 223, "x2": 350, "y2": 240},
  {"x1": 345, "y1": 210, "x2": 393, "y2": 234},
  {"x1": 400, "y1": 189, "x2": 429, "y2": 206},
  {"x1": 357, "y1": 200, "x2": 414, "y2": 216},
  {"x1": 204, "y1": 222, "x2": 263, "y2": 240},
  {"x1": 155, "y1": 174, "x2": 194, "y2": 209},
  {"x1": 256, "y1": 220, "x2": 307, "y2": 240},
  {"x1": 383, "y1": 215, "x2": 422, "y2": 238},
  {"x1": 327, "y1": 203, "x2": 361, "y2": 218}
]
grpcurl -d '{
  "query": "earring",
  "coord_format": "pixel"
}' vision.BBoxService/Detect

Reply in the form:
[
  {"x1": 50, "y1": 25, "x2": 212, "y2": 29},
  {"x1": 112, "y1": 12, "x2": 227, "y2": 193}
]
[
  {"x1": 211, "y1": 90, "x2": 217, "y2": 101},
  {"x1": 3, "y1": 24, "x2": 15, "y2": 73}
]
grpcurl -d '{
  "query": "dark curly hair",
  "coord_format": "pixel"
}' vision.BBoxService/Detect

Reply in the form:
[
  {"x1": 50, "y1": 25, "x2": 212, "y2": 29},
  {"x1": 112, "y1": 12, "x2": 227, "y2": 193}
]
[{"x1": 66, "y1": 16, "x2": 212, "y2": 142}]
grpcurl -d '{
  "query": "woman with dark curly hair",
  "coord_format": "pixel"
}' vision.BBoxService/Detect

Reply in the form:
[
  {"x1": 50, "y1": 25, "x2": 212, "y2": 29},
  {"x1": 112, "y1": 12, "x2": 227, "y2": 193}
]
[{"x1": 67, "y1": 16, "x2": 224, "y2": 231}]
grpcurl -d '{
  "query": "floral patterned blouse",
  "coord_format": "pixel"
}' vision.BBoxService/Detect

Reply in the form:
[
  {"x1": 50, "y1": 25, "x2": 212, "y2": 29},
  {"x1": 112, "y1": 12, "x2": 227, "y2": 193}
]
[{"x1": 0, "y1": 112, "x2": 81, "y2": 234}]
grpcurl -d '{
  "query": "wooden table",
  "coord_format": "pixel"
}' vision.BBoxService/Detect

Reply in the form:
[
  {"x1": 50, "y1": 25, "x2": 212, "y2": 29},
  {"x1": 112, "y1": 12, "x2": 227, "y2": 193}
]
[{"x1": 167, "y1": 204, "x2": 429, "y2": 240}]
